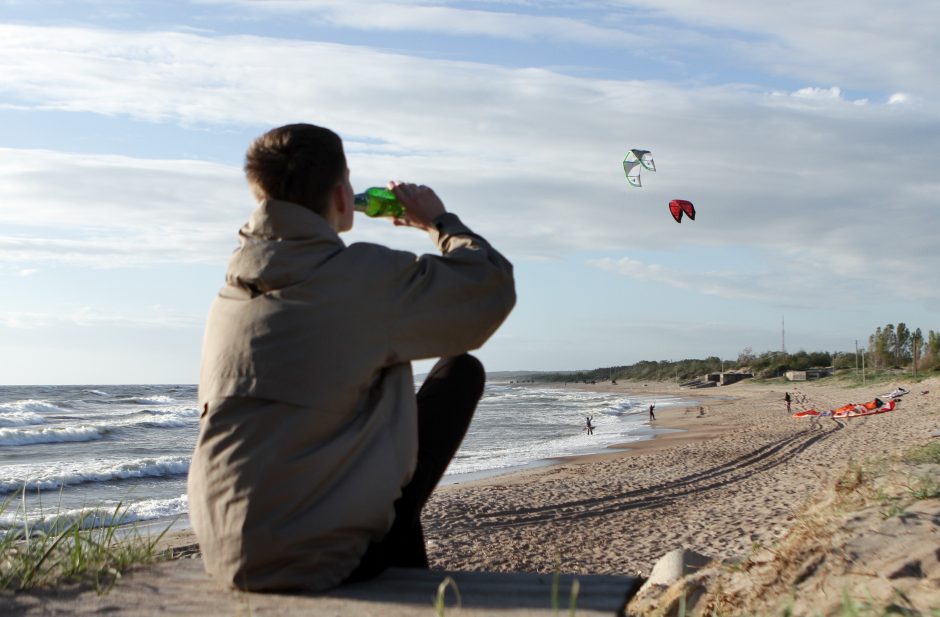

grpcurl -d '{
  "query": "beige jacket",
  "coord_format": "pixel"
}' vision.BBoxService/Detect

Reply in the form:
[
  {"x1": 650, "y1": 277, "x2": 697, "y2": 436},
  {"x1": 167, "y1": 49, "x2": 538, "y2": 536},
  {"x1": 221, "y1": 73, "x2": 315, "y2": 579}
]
[{"x1": 188, "y1": 199, "x2": 515, "y2": 591}]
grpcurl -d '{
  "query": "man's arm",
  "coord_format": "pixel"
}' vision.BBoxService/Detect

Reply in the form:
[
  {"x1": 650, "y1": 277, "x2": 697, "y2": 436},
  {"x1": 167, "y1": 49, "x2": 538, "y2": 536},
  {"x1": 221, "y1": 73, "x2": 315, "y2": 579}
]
[
  {"x1": 388, "y1": 181, "x2": 446, "y2": 232},
  {"x1": 375, "y1": 183, "x2": 516, "y2": 363}
]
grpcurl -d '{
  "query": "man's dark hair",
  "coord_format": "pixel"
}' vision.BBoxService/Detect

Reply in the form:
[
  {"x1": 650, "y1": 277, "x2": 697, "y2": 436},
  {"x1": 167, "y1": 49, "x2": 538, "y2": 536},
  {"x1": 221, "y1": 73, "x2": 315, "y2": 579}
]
[{"x1": 244, "y1": 123, "x2": 347, "y2": 215}]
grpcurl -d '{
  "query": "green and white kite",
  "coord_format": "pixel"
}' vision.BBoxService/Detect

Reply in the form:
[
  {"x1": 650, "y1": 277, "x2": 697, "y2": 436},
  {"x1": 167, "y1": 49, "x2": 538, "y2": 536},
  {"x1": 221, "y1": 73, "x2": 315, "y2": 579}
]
[{"x1": 623, "y1": 149, "x2": 656, "y2": 187}]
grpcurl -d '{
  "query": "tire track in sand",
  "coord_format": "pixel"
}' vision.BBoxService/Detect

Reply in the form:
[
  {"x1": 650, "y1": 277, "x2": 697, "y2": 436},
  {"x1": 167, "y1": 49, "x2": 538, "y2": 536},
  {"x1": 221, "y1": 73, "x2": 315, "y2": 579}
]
[{"x1": 436, "y1": 420, "x2": 842, "y2": 530}]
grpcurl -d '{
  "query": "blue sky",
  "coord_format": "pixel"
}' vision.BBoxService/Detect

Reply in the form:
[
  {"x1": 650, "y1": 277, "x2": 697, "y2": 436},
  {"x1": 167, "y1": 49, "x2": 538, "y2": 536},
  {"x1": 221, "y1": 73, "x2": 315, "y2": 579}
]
[{"x1": 1, "y1": 1, "x2": 937, "y2": 384}]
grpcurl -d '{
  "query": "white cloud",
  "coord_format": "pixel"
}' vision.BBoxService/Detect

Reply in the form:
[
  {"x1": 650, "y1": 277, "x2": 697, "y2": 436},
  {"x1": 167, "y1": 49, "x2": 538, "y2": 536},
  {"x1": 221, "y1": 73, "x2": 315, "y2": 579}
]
[
  {"x1": 0, "y1": 306, "x2": 201, "y2": 330},
  {"x1": 888, "y1": 92, "x2": 910, "y2": 105},
  {"x1": 204, "y1": 0, "x2": 646, "y2": 47},
  {"x1": 610, "y1": 0, "x2": 940, "y2": 98},
  {"x1": 0, "y1": 148, "x2": 245, "y2": 266},
  {"x1": 792, "y1": 86, "x2": 842, "y2": 100},
  {"x1": 194, "y1": 1, "x2": 940, "y2": 99},
  {"x1": 0, "y1": 23, "x2": 936, "y2": 305},
  {"x1": 587, "y1": 256, "x2": 818, "y2": 307}
]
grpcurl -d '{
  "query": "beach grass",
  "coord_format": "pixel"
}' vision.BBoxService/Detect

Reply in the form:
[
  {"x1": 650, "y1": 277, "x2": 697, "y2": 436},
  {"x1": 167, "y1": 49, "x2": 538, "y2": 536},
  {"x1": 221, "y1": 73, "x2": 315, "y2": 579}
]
[
  {"x1": 904, "y1": 441, "x2": 940, "y2": 465},
  {"x1": 430, "y1": 571, "x2": 582, "y2": 616},
  {"x1": 705, "y1": 441, "x2": 940, "y2": 616},
  {"x1": 0, "y1": 488, "x2": 172, "y2": 593},
  {"x1": 433, "y1": 575, "x2": 460, "y2": 616}
]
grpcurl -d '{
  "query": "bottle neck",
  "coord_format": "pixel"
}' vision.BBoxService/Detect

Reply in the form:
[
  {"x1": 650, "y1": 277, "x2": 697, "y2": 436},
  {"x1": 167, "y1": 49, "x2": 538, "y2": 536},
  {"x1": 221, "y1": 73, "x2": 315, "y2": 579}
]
[{"x1": 353, "y1": 192, "x2": 369, "y2": 212}]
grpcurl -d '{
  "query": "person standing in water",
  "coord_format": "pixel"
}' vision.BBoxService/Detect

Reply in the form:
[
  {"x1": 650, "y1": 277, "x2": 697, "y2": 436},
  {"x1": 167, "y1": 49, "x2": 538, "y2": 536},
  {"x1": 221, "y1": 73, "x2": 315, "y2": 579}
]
[
  {"x1": 584, "y1": 415, "x2": 595, "y2": 435},
  {"x1": 649, "y1": 403, "x2": 656, "y2": 421}
]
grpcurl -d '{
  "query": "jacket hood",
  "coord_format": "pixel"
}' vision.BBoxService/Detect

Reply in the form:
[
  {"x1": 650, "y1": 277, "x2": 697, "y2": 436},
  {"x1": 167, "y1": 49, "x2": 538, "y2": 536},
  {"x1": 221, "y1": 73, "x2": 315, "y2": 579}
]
[{"x1": 225, "y1": 199, "x2": 345, "y2": 294}]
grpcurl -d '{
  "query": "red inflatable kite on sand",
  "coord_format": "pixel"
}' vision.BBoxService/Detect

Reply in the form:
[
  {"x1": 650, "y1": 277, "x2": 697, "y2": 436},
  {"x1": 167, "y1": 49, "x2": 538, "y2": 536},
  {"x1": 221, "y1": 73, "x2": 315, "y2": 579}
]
[
  {"x1": 669, "y1": 200, "x2": 695, "y2": 224},
  {"x1": 792, "y1": 397, "x2": 899, "y2": 419}
]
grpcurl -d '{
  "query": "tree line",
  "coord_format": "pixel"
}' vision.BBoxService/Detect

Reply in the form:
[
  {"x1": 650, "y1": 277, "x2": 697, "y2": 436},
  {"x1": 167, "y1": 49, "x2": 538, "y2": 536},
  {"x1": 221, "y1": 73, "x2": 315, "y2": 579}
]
[
  {"x1": 866, "y1": 323, "x2": 940, "y2": 370},
  {"x1": 531, "y1": 322, "x2": 938, "y2": 383}
]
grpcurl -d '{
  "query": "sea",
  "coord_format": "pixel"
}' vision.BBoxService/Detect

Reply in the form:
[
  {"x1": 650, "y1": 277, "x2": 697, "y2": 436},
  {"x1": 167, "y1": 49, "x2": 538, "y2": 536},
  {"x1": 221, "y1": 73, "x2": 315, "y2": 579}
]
[{"x1": 0, "y1": 383, "x2": 696, "y2": 536}]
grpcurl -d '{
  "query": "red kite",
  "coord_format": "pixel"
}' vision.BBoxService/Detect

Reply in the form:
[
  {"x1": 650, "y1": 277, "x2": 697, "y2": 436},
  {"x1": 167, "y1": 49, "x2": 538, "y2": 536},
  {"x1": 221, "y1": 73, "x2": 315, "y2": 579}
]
[{"x1": 669, "y1": 199, "x2": 695, "y2": 223}]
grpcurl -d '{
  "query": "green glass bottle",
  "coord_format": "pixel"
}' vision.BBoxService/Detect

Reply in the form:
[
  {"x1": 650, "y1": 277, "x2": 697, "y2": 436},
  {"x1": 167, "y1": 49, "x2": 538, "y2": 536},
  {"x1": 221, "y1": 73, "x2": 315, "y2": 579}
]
[{"x1": 353, "y1": 187, "x2": 406, "y2": 218}]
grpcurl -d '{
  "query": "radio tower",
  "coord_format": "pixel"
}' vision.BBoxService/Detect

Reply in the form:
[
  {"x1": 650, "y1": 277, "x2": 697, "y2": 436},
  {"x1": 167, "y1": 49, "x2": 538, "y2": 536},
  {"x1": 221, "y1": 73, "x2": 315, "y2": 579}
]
[{"x1": 781, "y1": 316, "x2": 786, "y2": 354}]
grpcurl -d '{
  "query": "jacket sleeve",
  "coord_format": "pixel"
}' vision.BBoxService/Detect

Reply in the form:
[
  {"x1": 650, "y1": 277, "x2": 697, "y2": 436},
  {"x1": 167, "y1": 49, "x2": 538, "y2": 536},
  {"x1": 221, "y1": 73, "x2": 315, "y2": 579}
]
[{"x1": 382, "y1": 212, "x2": 516, "y2": 363}]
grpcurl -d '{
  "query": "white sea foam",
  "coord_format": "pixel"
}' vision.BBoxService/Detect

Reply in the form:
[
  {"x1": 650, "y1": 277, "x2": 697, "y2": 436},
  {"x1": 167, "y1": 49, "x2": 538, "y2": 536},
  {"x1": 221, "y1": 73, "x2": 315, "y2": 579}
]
[
  {"x1": 0, "y1": 425, "x2": 104, "y2": 446},
  {"x1": 0, "y1": 494, "x2": 189, "y2": 533},
  {"x1": 0, "y1": 410, "x2": 45, "y2": 427},
  {"x1": 120, "y1": 395, "x2": 177, "y2": 405},
  {"x1": 83, "y1": 389, "x2": 110, "y2": 396},
  {"x1": 131, "y1": 416, "x2": 191, "y2": 428},
  {"x1": 0, "y1": 407, "x2": 197, "y2": 445},
  {"x1": 144, "y1": 406, "x2": 199, "y2": 417},
  {"x1": 115, "y1": 407, "x2": 198, "y2": 429},
  {"x1": 0, "y1": 405, "x2": 199, "y2": 446},
  {"x1": 0, "y1": 399, "x2": 67, "y2": 414},
  {"x1": 0, "y1": 455, "x2": 191, "y2": 494}
]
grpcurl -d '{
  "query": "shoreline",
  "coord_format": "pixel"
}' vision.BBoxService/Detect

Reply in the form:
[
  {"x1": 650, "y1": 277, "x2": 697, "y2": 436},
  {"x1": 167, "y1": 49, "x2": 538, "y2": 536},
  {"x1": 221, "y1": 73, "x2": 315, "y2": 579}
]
[
  {"x1": 154, "y1": 381, "x2": 728, "y2": 551},
  {"x1": 153, "y1": 381, "x2": 716, "y2": 551},
  {"x1": 419, "y1": 376, "x2": 940, "y2": 579},
  {"x1": 52, "y1": 376, "x2": 940, "y2": 614},
  {"x1": 154, "y1": 376, "x2": 940, "y2": 584},
  {"x1": 432, "y1": 380, "x2": 732, "y2": 491},
  {"x1": 13, "y1": 376, "x2": 940, "y2": 615}
]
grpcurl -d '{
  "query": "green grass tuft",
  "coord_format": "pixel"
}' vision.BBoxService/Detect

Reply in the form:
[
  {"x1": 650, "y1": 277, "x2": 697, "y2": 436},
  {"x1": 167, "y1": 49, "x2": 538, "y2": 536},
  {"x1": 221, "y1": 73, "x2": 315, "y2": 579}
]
[
  {"x1": 904, "y1": 442, "x2": 940, "y2": 465},
  {"x1": 0, "y1": 489, "x2": 172, "y2": 593},
  {"x1": 433, "y1": 576, "x2": 460, "y2": 617}
]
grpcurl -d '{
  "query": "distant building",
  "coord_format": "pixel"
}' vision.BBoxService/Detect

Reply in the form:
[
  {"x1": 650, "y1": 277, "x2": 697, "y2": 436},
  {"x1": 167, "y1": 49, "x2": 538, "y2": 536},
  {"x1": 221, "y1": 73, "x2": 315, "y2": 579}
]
[
  {"x1": 686, "y1": 372, "x2": 753, "y2": 388},
  {"x1": 785, "y1": 368, "x2": 832, "y2": 381}
]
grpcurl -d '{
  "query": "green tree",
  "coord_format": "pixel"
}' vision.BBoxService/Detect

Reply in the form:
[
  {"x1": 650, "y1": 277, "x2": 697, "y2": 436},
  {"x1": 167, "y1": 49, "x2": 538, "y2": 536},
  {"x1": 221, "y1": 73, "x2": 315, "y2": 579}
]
[
  {"x1": 870, "y1": 326, "x2": 886, "y2": 368},
  {"x1": 884, "y1": 324, "x2": 897, "y2": 366},
  {"x1": 896, "y1": 322, "x2": 911, "y2": 363},
  {"x1": 912, "y1": 328, "x2": 924, "y2": 368},
  {"x1": 737, "y1": 346, "x2": 755, "y2": 366},
  {"x1": 926, "y1": 330, "x2": 940, "y2": 369}
]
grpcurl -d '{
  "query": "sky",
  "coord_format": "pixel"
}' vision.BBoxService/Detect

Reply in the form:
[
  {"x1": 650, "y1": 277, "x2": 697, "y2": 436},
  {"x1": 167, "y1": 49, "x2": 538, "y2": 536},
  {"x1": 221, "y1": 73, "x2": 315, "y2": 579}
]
[{"x1": 1, "y1": 1, "x2": 938, "y2": 384}]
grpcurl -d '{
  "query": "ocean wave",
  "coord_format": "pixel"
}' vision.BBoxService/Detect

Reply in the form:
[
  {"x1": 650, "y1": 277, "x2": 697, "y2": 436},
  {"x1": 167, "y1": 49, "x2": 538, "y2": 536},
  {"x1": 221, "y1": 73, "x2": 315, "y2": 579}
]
[
  {"x1": 0, "y1": 411, "x2": 197, "y2": 443},
  {"x1": 131, "y1": 416, "x2": 191, "y2": 429},
  {"x1": 0, "y1": 425, "x2": 104, "y2": 446},
  {"x1": 83, "y1": 389, "x2": 110, "y2": 397},
  {"x1": 0, "y1": 410, "x2": 46, "y2": 427},
  {"x1": 118, "y1": 395, "x2": 177, "y2": 405},
  {"x1": 0, "y1": 455, "x2": 191, "y2": 494},
  {"x1": 143, "y1": 406, "x2": 199, "y2": 417},
  {"x1": 603, "y1": 400, "x2": 643, "y2": 416},
  {"x1": 0, "y1": 399, "x2": 69, "y2": 414},
  {"x1": 116, "y1": 408, "x2": 198, "y2": 429},
  {"x1": 0, "y1": 494, "x2": 189, "y2": 534}
]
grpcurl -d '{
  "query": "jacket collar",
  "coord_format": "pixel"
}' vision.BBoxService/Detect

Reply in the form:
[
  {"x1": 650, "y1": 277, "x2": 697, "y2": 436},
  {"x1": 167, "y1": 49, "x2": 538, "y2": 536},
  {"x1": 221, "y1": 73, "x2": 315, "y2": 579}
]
[
  {"x1": 225, "y1": 199, "x2": 346, "y2": 294},
  {"x1": 242, "y1": 199, "x2": 344, "y2": 245}
]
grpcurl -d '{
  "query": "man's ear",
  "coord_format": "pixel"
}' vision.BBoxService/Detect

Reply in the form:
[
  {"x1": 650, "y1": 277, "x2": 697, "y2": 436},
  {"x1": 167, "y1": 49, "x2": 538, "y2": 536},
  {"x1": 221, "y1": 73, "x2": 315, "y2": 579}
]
[{"x1": 331, "y1": 182, "x2": 348, "y2": 214}]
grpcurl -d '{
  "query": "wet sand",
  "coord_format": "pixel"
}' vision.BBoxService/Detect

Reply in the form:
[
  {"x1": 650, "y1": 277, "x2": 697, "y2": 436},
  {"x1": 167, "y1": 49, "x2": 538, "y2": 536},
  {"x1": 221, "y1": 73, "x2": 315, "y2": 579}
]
[{"x1": 420, "y1": 377, "x2": 940, "y2": 578}]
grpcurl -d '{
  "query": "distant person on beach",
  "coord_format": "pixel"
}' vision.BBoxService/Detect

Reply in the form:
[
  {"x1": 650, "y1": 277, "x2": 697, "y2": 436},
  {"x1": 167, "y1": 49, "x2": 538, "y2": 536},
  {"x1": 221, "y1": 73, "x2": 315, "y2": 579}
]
[
  {"x1": 784, "y1": 392, "x2": 792, "y2": 412},
  {"x1": 698, "y1": 406, "x2": 706, "y2": 417},
  {"x1": 187, "y1": 123, "x2": 516, "y2": 592},
  {"x1": 649, "y1": 403, "x2": 656, "y2": 421},
  {"x1": 585, "y1": 415, "x2": 595, "y2": 435}
]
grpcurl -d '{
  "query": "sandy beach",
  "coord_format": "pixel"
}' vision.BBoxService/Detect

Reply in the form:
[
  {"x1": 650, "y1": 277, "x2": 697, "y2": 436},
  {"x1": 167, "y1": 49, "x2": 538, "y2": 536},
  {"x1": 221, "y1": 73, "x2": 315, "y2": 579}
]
[
  {"x1": 417, "y1": 376, "x2": 940, "y2": 612},
  {"x1": 419, "y1": 378, "x2": 933, "y2": 574},
  {"x1": 85, "y1": 375, "x2": 940, "y2": 614}
]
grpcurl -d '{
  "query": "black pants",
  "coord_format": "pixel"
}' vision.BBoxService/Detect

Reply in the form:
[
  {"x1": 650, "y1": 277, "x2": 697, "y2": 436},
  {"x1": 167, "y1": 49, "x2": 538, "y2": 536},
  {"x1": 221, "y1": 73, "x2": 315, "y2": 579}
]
[{"x1": 343, "y1": 354, "x2": 484, "y2": 583}]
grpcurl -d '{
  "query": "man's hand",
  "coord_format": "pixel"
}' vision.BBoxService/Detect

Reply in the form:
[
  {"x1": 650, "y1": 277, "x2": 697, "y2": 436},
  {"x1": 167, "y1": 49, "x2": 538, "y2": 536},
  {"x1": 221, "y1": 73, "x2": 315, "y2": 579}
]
[{"x1": 388, "y1": 181, "x2": 446, "y2": 232}]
